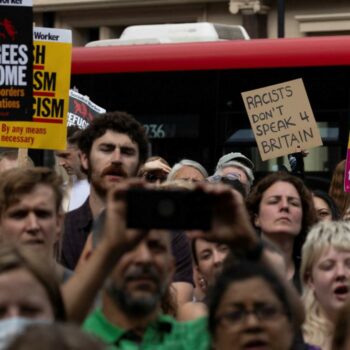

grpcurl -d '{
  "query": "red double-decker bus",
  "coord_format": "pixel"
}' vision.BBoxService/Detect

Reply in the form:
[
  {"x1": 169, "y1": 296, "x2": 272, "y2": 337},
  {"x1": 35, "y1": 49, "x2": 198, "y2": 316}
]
[{"x1": 71, "y1": 35, "x2": 350, "y2": 188}]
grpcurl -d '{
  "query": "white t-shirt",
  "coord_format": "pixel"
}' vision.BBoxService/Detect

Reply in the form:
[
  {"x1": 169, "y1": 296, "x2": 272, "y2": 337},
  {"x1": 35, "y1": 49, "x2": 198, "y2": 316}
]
[{"x1": 68, "y1": 178, "x2": 90, "y2": 212}]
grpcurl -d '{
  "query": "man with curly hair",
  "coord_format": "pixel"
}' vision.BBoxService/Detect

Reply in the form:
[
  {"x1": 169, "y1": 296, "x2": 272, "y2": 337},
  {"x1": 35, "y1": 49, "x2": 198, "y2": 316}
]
[{"x1": 61, "y1": 111, "x2": 149, "y2": 270}]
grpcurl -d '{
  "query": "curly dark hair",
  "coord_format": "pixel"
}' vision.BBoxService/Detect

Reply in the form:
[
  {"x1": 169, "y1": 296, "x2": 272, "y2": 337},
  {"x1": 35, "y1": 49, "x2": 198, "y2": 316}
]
[
  {"x1": 78, "y1": 111, "x2": 149, "y2": 166},
  {"x1": 246, "y1": 172, "x2": 316, "y2": 236},
  {"x1": 246, "y1": 172, "x2": 316, "y2": 266}
]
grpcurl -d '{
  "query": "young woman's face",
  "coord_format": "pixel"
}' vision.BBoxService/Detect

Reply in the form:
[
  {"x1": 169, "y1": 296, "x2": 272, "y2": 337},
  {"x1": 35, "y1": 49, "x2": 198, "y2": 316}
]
[
  {"x1": 255, "y1": 181, "x2": 303, "y2": 237},
  {"x1": 310, "y1": 247, "x2": 350, "y2": 321},
  {"x1": 214, "y1": 277, "x2": 293, "y2": 350},
  {"x1": 313, "y1": 196, "x2": 332, "y2": 222},
  {"x1": 195, "y1": 239, "x2": 229, "y2": 287},
  {"x1": 0, "y1": 268, "x2": 54, "y2": 320}
]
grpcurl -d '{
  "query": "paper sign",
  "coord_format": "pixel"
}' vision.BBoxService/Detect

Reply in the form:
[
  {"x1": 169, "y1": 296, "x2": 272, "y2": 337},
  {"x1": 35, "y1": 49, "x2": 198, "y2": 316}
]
[
  {"x1": 68, "y1": 90, "x2": 106, "y2": 129},
  {"x1": 241, "y1": 78, "x2": 323, "y2": 161},
  {"x1": 0, "y1": 0, "x2": 33, "y2": 121},
  {"x1": 344, "y1": 134, "x2": 350, "y2": 192},
  {"x1": 0, "y1": 27, "x2": 72, "y2": 150}
]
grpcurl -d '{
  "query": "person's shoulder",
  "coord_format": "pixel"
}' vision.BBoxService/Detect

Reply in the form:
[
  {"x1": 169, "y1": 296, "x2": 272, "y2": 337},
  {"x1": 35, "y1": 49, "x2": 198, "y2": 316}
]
[
  {"x1": 83, "y1": 309, "x2": 123, "y2": 348},
  {"x1": 168, "y1": 314, "x2": 208, "y2": 335},
  {"x1": 177, "y1": 302, "x2": 207, "y2": 322},
  {"x1": 167, "y1": 315, "x2": 210, "y2": 349},
  {"x1": 170, "y1": 230, "x2": 188, "y2": 242},
  {"x1": 83, "y1": 309, "x2": 120, "y2": 334},
  {"x1": 83, "y1": 308, "x2": 102, "y2": 329},
  {"x1": 65, "y1": 197, "x2": 91, "y2": 222}
]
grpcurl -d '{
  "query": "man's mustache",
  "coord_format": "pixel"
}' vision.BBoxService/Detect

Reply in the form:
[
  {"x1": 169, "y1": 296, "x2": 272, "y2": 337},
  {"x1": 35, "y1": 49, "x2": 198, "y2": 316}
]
[{"x1": 101, "y1": 164, "x2": 128, "y2": 178}]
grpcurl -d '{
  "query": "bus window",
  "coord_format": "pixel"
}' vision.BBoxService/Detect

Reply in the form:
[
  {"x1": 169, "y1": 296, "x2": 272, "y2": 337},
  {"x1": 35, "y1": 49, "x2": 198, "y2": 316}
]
[{"x1": 71, "y1": 36, "x2": 350, "y2": 187}]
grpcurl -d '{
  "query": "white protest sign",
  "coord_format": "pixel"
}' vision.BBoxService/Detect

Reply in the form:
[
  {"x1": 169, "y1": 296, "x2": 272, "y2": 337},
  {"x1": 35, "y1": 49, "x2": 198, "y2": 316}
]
[{"x1": 241, "y1": 78, "x2": 322, "y2": 161}]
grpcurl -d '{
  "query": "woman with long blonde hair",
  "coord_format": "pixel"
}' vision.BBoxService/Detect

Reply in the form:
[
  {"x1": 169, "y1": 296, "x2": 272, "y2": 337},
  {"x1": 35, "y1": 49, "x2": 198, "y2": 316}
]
[{"x1": 301, "y1": 221, "x2": 350, "y2": 350}]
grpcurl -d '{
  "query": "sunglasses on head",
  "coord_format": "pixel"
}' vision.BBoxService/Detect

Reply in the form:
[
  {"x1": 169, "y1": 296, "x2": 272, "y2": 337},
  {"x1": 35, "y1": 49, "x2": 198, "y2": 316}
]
[
  {"x1": 207, "y1": 173, "x2": 241, "y2": 183},
  {"x1": 144, "y1": 172, "x2": 168, "y2": 183}
]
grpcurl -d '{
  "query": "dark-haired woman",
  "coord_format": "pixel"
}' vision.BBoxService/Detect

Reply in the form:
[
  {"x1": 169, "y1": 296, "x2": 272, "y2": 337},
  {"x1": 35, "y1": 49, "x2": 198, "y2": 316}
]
[
  {"x1": 246, "y1": 172, "x2": 317, "y2": 289},
  {"x1": 208, "y1": 262, "x2": 320, "y2": 350},
  {"x1": 312, "y1": 190, "x2": 340, "y2": 222}
]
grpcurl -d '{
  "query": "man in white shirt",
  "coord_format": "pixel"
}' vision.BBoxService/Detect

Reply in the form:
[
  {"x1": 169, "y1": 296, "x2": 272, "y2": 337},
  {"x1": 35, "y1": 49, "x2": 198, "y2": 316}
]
[{"x1": 55, "y1": 127, "x2": 90, "y2": 212}]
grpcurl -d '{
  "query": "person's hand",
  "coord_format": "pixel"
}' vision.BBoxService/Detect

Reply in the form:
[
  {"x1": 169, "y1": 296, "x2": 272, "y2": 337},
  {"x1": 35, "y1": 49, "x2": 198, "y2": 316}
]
[
  {"x1": 141, "y1": 159, "x2": 171, "y2": 174},
  {"x1": 191, "y1": 183, "x2": 258, "y2": 249},
  {"x1": 139, "y1": 160, "x2": 171, "y2": 184},
  {"x1": 296, "y1": 145, "x2": 309, "y2": 157},
  {"x1": 102, "y1": 179, "x2": 150, "y2": 254}
]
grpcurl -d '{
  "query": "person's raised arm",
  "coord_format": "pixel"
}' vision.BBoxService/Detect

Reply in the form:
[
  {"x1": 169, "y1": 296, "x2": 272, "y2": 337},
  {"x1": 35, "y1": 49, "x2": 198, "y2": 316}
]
[
  {"x1": 190, "y1": 183, "x2": 259, "y2": 251},
  {"x1": 61, "y1": 180, "x2": 147, "y2": 323},
  {"x1": 191, "y1": 183, "x2": 305, "y2": 325}
]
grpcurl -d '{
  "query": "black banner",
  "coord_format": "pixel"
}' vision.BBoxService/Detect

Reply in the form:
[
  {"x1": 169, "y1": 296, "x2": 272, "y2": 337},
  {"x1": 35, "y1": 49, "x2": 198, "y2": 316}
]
[
  {"x1": 0, "y1": 0, "x2": 33, "y2": 121},
  {"x1": 68, "y1": 89, "x2": 105, "y2": 129}
]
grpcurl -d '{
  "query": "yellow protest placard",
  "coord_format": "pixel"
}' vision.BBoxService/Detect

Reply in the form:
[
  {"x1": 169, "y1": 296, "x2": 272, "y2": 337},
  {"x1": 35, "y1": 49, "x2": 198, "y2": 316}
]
[
  {"x1": 241, "y1": 78, "x2": 323, "y2": 161},
  {"x1": 0, "y1": 27, "x2": 71, "y2": 150}
]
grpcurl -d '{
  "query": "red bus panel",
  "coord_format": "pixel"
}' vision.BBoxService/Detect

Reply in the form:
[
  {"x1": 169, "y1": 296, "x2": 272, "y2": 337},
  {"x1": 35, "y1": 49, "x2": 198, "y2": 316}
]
[{"x1": 72, "y1": 36, "x2": 350, "y2": 74}]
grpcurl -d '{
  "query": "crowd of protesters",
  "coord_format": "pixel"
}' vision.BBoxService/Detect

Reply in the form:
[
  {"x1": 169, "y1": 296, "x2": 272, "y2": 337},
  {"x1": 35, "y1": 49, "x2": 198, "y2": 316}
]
[{"x1": 0, "y1": 111, "x2": 350, "y2": 350}]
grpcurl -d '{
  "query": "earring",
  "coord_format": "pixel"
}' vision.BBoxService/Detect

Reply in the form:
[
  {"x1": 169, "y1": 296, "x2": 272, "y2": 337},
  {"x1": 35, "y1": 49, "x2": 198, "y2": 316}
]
[{"x1": 198, "y1": 275, "x2": 208, "y2": 291}]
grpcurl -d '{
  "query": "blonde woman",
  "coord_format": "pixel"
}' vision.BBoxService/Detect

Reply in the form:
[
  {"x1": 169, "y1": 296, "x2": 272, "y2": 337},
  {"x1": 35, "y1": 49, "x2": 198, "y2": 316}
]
[{"x1": 301, "y1": 221, "x2": 350, "y2": 350}]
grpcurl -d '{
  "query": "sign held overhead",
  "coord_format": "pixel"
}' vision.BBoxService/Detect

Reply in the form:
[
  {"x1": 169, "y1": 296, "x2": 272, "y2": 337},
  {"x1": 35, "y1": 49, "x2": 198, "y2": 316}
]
[{"x1": 241, "y1": 78, "x2": 322, "y2": 161}]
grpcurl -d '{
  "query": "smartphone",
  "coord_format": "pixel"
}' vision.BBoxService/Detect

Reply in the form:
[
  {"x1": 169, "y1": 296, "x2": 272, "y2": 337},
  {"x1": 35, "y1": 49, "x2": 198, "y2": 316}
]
[{"x1": 126, "y1": 188, "x2": 213, "y2": 230}]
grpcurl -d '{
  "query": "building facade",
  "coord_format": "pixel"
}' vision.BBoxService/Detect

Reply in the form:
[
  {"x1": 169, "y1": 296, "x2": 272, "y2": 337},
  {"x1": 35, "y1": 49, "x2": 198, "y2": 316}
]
[
  {"x1": 32, "y1": 0, "x2": 350, "y2": 184},
  {"x1": 33, "y1": 0, "x2": 350, "y2": 46}
]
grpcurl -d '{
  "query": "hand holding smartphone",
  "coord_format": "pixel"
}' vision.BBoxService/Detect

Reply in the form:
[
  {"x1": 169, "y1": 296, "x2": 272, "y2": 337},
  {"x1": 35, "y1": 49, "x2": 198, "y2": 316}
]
[{"x1": 126, "y1": 188, "x2": 213, "y2": 230}]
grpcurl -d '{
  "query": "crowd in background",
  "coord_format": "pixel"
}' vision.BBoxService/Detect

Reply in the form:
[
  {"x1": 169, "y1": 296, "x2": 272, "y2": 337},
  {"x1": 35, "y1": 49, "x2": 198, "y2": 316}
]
[{"x1": 0, "y1": 111, "x2": 349, "y2": 350}]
